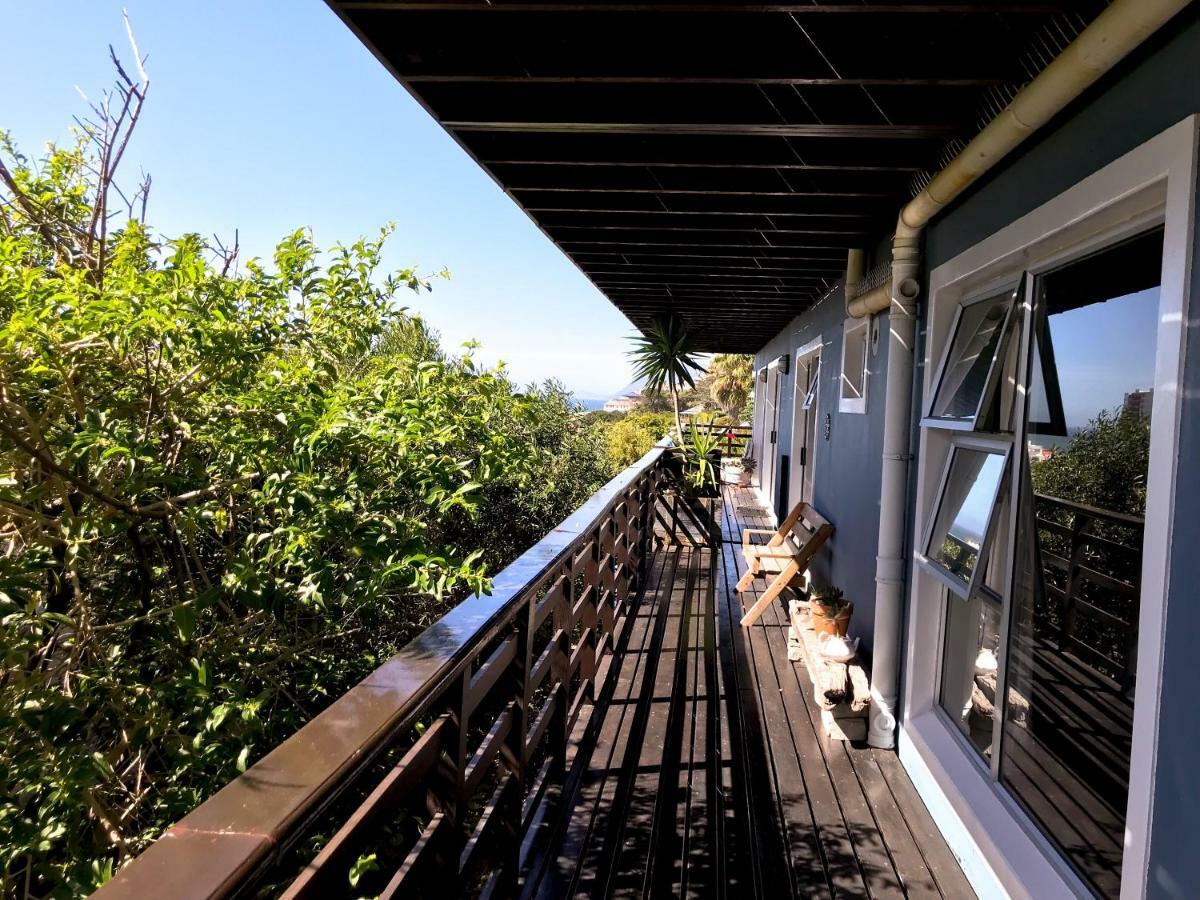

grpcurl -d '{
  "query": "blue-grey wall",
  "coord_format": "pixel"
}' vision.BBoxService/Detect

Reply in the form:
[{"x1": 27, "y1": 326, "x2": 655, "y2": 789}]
[
  {"x1": 754, "y1": 286, "x2": 890, "y2": 661},
  {"x1": 919, "y1": 10, "x2": 1200, "y2": 897}
]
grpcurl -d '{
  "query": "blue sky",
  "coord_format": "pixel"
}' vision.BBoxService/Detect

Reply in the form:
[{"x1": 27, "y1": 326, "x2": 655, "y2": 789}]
[
  {"x1": 1050, "y1": 286, "x2": 1159, "y2": 429},
  {"x1": 1, "y1": 2, "x2": 636, "y2": 399}
]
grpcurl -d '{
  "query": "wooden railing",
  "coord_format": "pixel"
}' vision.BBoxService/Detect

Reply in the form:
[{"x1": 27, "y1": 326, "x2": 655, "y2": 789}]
[
  {"x1": 1034, "y1": 493, "x2": 1144, "y2": 686},
  {"x1": 683, "y1": 422, "x2": 752, "y2": 458},
  {"x1": 94, "y1": 446, "x2": 668, "y2": 900}
]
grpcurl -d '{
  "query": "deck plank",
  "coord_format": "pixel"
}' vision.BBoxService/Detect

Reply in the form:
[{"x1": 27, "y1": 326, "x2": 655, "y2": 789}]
[
  {"x1": 527, "y1": 486, "x2": 975, "y2": 900},
  {"x1": 727, "y1": 490, "x2": 890, "y2": 896},
  {"x1": 534, "y1": 547, "x2": 677, "y2": 898}
]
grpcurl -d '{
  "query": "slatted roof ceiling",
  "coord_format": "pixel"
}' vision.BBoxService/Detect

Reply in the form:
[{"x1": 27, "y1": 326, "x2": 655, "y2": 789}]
[{"x1": 329, "y1": 0, "x2": 1107, "y2": 352}]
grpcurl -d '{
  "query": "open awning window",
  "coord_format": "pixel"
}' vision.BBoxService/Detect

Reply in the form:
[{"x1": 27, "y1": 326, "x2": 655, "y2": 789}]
[
  {"x1": 801, "y1": 359, "x2": 821, "y2": 412},
  {"x1": 922, "y1": 443, "x2": 1010, "y2": 600},
  {"x1": 925, "y1": 277, "x2": 1023, "y2": 431}
]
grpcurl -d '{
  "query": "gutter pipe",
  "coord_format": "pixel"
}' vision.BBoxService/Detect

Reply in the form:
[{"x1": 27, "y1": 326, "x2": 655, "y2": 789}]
[{"x1": 853, "y1": 0, "x2": 1192, "y2": 749}]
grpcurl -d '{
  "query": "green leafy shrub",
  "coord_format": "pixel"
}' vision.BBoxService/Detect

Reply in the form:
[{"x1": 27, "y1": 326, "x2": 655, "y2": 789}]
[
  {"x1": 1030, "y1": 409, "x2": 1150, "y2": 515},
  {"x1": 600, "y1": 411, "x2": 674, "y2": 470},
  {"x1": 0, "y1": 75, "x2": 608, "y2": 895}
]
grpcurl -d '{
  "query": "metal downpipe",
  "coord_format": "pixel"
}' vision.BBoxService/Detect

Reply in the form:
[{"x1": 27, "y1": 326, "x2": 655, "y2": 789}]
[
  {"x1": 856, "y1": 0, "x2": 1191, "y2": 749},
  {"x1": 866, "y1": 233, "x2": 920, "y2": 748}
]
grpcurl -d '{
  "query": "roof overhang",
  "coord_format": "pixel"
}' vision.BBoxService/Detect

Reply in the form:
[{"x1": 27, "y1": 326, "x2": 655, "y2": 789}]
[{"x1": 327, "y1": 0, "x2": 1107, "y2": 352}]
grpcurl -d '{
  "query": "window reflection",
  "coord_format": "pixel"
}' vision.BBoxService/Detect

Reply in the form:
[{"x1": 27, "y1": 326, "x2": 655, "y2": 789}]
[
  {"x1": 842, "y1": 321, "x2": 867, "y2": 401},
  {"x1": 999, "y1": 227, "x2": 1161, "y2": 900},
  {"x1": 940, "y1": 592, "x2": 1002, "y2": 760},
  {"x1": 931, "y1": 289, "x2": 1014, "y2": 422},
  {"x1": 926, "y1": 448, "x2": 1006, "y2": 590}
]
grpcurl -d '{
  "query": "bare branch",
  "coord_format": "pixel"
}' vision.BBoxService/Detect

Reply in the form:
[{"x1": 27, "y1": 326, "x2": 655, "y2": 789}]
[
  {"x1": 123, "y1": 10, "x2": 150, "y2": 85},
  {"x1": 214, "y1": 228, "x2": 239, "y2": 276},
  {"x1": 137, "y1": 170, "x2": 151, "y2": 222}
]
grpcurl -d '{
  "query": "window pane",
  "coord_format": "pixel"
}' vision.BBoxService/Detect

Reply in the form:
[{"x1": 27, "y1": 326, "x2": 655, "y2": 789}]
[
  {"x1": 931, "y1": 290, "x2": 1013, "y2": 422},
  {"x1": 926, "y1": 448, "x2": 1006, "y2": 590},
  {"x1": 940, "y1": 592, "x2": 1002, "y2": 761},
  {"x1": 802, "y1": 361, "x2": 820, "y2": 410},
  {"x1": 999, "y1": 227, "x2": 1162, "y2": 900},
  {"x1": 841, "y1": 325, "x2": 866, "y2": 400}
]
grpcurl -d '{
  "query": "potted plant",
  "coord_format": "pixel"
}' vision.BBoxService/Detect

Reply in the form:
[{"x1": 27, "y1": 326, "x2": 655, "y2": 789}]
[
  {"x1": 809, "y1": 583, "x2": 853, "y2": 637},
  {"x1": 721, "y1": 455, "x2": 756, "y2": 487}
]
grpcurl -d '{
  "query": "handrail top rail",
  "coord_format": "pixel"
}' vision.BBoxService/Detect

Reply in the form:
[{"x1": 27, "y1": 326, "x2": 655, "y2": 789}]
[
  {"x1": 1033, "y1": 491, "x2": 1145, "y2": 527},
  {"x1": 94, "y1": 442, "x2": 669, "y2": 900}
]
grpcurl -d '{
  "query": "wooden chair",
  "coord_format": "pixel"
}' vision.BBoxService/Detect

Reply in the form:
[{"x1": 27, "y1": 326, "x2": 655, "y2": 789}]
[{"x1": 736, "y1": 501, "x2": 833, "y2": 627}]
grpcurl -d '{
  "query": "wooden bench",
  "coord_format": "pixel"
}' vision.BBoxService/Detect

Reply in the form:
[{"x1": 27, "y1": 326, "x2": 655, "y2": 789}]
[{"x1": 736, "y1": 501, "x2": 833, "y2": 627}]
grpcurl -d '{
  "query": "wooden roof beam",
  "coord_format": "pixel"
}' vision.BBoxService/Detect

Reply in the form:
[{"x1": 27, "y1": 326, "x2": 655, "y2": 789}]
[
  {"x1": 573, "y1": 258, "x2": 844, "y2": 270},
  {"x1": 583, "y1": 268, "x2": 833, "y2": 279},
  {"x1": 546, "y1": 225, "x2": 870, "y2": 235},
  {"x1": 448, "y1": 121, "x2": 955, "y2": 138},
  {"x1": 405, "y1": 75, "x2": 1006, "y2": 86},
  {"x1": 484, "y1": 160, "x2": 924, "y2": 171},
  {"x1": 558, "y1": 241, "x2": 852, "y2": 251},
  {"x1": 339, "y1": 3, "x2": 1069, "y2": 14},
  {"x1": 529, "y1": 207, "x2": 874, "y2": 218},
  {"x1": 514, "y1": 187, "x2": 891, "y2": 197}
]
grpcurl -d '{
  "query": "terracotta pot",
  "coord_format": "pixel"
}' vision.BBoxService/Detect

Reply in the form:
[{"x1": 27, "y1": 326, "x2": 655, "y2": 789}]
[{"x1": 812, "y1": 600, "x2": 853, "y2": 637}]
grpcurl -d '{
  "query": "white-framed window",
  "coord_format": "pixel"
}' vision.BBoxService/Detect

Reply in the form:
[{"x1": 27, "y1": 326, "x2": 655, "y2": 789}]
[
  {"x1": 918, "y1": 437, "x2": 1010, "y2": 601},
  {"x1": 901, "y1": 117, "x2": 1198, "y2": 900},
  {"x1": 839, "y1": 316, "x2": 869, "y2": 414},
  {"x1": 923, "y1": 278, "x2": 1022, "y2": 431}
]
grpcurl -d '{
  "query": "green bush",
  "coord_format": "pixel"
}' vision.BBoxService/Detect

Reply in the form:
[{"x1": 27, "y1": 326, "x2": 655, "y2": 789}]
[
  {"x1": 1030, "y1": 409, "x2": 1150, "y2": 515},
  {"x1": 600, "y1": 411, "x2": 674, "y2": 470},
  {"x1": 0, "y1": 113, "x2": 608, "y2": 893}
]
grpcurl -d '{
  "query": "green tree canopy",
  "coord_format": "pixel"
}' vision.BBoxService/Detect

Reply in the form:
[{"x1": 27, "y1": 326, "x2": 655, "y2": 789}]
[
  {"x1": 0, "y1": 61, "x2": 608, "y2": 895},
  {"x1": 698, "y1": 354, "x2": 753, "y2": 420}
]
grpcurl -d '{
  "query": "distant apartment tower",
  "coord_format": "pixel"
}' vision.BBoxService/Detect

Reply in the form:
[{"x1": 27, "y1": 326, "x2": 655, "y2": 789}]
[
  {"x1": 603, "y1": 394, "x2": 641, "y2": 413},
  {"x1": 1123, "y1": 388, "x2": 1153, "y2": 422}
]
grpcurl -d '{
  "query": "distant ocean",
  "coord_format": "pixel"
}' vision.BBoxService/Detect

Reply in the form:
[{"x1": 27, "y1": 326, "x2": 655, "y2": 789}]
[{"x1": 575, "y1": 397, "x2": 608, "y2": 412}]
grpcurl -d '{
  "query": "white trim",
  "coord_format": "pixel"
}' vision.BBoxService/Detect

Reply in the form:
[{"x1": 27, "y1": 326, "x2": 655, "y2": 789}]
[
  {"x1": 1126, "y1": 115, "x2": 1197, "y2": 900},
  {"x1": 839, "y1": 316, "x2": 870, "y2": 414},
  {"x1": 901, "y1": 115, "x2": 1199, "y2": 900},
  {"x1": 795, "y1": 335, "x2": 824, "y2": 359},
  {"x1": 760, "y1": 365, "x2": 783, "y2": 509},
  {"x1": 790, "y1": 336, "x2": 825, "y2": 507},
  {"x1": 751, "y1": 369, "x2": 767, "y2": 487}
]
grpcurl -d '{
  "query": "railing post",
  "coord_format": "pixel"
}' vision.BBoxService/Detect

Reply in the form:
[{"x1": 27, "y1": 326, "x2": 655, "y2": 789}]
[
  {"x1": 581, "y1": 534, "x2": 599, "y2": 704},
  {"x1": 1060, "y1": 510, "x2": 1088, "y2": 650},
  {"x1": 503, "y1": 605, "x2": 533, "y2": 892},
  {"x1": 550, "y1": 576, "x2": 571, "y2": 786}
]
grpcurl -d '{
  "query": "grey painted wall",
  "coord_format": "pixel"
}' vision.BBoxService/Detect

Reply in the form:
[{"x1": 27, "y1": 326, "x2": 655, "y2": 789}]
[
  {"x1": 918, "y1": 11, "x2": 1200, "y2": 898},
  {"x1": 753, "y1": 287, "x2": 890, "y2": 661}
]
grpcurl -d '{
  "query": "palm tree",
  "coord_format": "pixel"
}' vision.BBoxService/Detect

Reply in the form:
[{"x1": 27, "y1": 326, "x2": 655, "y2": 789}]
[
  {"x1": 627, "y1": 315, "x2": 706, "y2": 444},
  {"x1": 704, "y1": 354, "x2": 753, "y2": 420}
]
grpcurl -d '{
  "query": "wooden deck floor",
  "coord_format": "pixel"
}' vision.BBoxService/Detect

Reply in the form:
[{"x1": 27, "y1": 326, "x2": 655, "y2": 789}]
[{"x1": 527, "y1": 486, "x2": 974, "y2": 899}]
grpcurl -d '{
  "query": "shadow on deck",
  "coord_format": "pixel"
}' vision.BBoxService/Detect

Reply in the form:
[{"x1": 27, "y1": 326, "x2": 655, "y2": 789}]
[{"x1": 526, "y1": 485, "x2": 975, "y2": 899}]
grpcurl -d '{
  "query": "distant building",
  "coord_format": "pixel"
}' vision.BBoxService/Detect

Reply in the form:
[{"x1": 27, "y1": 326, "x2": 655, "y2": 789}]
[
  {"x1": 1027, "y1": 443, "x2": 1054, "y2": 462},
  {"x1": 603, "y1": 394, "x2": 641, "y2": 413},
  {"x1": 1123, "y1": 388, "x2": 1153, "y2": 422}
]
